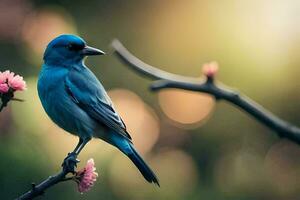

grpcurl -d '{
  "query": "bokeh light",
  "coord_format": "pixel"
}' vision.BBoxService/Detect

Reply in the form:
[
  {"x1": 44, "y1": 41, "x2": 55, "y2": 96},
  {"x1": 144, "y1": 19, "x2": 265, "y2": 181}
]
[
  {"x1": 158, "y1": 89, "x2": 215, "y2": 126},
  {"x1": 21, "y1": 7, "x2": 76, "y2": 57},
  {"x1": 108, "y1": 88, "x2": 160, "y2": 155}
]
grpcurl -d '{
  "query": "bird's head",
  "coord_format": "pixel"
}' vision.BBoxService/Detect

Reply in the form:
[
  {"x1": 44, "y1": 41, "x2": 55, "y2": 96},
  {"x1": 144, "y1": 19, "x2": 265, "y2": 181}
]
[{"x1": 43, "y1": 34, "x2": 105, "y2": 66}]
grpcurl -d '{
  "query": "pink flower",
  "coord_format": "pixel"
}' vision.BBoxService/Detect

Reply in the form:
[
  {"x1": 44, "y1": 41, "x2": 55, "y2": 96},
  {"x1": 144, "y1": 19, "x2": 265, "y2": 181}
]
[
  {"x1": 8, "y1": 75, "x2": 27, "y2": 91},
  {"x1": 0, "y1": 70, "x2": 14, "y2": 84},
  {"x1": 202, "y1": 61, "x2": 219, "y2": 78},
  {"x1": 0, "y1": 83, "x2": 9, "y2": 93},
  {"x1": 75, "y1": 158, "x2": 98, "y2": 193},
  {"x1": 0, "y1": 70, "x2": 26, "y2": 92}
]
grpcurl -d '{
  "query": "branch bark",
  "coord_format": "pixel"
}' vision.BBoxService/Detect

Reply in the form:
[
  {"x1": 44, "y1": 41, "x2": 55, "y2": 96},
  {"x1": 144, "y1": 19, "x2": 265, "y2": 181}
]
[
  {"x1": 111, "y1": 39, "x2": 300, "y2": 144},
  {"x1": 16, "y1": 171, "x2": 67, "y2": 200},
  {"x1": 16, "y1": 156, "x2": 77, "y2": 200}
]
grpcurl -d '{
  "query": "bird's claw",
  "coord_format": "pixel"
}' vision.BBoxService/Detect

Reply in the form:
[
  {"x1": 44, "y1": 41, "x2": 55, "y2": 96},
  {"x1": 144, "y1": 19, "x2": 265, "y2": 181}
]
[{"x1": 62, "y1": 152, "x2": 80, "y2": 173}]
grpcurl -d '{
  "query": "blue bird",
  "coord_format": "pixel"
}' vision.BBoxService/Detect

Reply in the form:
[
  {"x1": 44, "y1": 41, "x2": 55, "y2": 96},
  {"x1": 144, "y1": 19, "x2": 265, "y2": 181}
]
[{"x1": 37, "y1": 34, "x2": 159, "y2": 186}]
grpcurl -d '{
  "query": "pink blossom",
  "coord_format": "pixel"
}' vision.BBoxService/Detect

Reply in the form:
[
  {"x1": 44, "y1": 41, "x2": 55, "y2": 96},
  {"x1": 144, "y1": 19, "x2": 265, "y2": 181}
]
[
  {"x1": 0, "y1": 70, "x2": 26, "y2": 92},
  {"x1": 8, "y1": 75, "x2": 27, "y2": 91},
  {"x1": 76, "y1": 158, "x2": 98, "y2": 193},
  {"x1": 202, "y1": 61, "x2": 219, "y2": 78},
  {"x1": 0, "y1": 70, "x2": 14, "y2": 84},
  {"x1": 0, "y1": 83, "x2": 9, "y2": 93}
]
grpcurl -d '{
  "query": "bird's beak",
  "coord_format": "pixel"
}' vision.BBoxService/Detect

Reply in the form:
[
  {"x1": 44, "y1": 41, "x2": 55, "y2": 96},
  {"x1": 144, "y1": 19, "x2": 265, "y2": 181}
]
[{"x1": 81, "y1": 46, "x2": 105, "y2": 56}]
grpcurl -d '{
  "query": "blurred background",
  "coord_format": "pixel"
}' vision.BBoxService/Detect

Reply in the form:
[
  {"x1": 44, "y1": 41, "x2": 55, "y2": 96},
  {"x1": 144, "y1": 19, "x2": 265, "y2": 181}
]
[{"x1": 0, "y1": 0, "x2": 300, "y2": 199}]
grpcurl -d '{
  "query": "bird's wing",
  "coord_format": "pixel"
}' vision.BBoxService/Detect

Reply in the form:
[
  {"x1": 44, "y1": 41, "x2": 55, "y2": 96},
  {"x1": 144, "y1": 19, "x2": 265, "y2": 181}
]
[{"x1": 65, "y1": 68, "x2": 131, "y2": 140}]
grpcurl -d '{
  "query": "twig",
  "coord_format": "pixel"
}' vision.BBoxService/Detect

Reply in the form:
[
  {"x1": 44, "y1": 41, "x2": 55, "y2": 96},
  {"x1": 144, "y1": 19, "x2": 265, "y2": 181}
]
[
  {"x1": 11, "y1": 97, "x2": 25, "y2": 102},
  {"x1": 16, "y1": 157, "x2": 78, "y2": 200},
  {"x1": 16, "y1": 171, "x2": 66, "y2": 200},
  {"x1": 111, "y1": 39, "x2": 300, "y2": 144}
]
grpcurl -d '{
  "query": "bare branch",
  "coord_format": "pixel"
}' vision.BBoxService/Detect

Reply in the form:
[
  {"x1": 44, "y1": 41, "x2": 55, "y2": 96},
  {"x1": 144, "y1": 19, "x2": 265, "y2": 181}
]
[
  {"x1": 16, "y1": 171, "x2": 67, "y2": 200},
  {"x1": 111, "y1": 39, "x2": 200, "y2": 83},
  {"x1": 16, "y1": 156, "x2": 78, "y2": 200},
  {"x1": 111, "y1": 39, "x2": 300, "y2": 144}
]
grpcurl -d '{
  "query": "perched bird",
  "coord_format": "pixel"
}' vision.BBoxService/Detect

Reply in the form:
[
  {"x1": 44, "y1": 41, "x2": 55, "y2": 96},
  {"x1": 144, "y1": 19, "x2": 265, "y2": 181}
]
[{"x1": 37, "y1": 34, "x2": 159, "y2": 186}]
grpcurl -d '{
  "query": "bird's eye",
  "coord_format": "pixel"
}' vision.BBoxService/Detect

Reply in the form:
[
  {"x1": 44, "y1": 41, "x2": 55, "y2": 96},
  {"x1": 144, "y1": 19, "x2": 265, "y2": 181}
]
[
  {"x1": 67, "y1": 44, "x2": 83, "y2": 51},
  {"x1": 67, "y1": 44, "x2": 75, "y2": 51}
]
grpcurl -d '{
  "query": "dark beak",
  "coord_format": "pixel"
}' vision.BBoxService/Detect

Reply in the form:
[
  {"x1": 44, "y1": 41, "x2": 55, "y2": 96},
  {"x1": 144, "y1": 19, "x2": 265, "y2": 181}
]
[{"x1": 81, "y1": 46, "x2": 105, "y2": 56}]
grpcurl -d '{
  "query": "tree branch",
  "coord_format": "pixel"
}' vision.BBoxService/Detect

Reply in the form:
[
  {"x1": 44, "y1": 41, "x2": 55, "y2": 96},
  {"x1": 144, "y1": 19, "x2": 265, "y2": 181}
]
[
  {"x1": 16, "y1": 156, "x2": 78, "y2": 200},
  {"x1": 16, "y1": 171, "x2": 66, "y2": 200},
  {"x1": 111, "y1": 39, "x2": 300, "y2": 144}
]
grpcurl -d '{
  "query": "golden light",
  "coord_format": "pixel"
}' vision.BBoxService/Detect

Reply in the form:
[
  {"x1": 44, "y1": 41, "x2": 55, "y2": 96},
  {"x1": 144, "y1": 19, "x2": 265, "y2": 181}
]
[
  {"x1": 108, "y1": 88, "x2": 160, "y2": 155},
  {"x1": 145, "y1": 1, "x2": 215, "y2": 61},
  {"x1": 109, "y1": 149, "x2": 198, "y2": 200},
  {"x1": 21, "y1": 7, "x2": 76, "y2": 56},
  {"x1": 158, "y1": 89, "x2": 215, "y2": 126}
]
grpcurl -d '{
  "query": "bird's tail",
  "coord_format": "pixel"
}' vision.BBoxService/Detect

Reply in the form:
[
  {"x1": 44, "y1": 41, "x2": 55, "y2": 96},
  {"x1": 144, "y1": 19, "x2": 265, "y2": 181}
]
[
  {"x1": 108, "y1": 133, "x2": 159, "y2": 186},
  {"x1": 126, "y1": 143, "x2": 160, "y2": 186}
]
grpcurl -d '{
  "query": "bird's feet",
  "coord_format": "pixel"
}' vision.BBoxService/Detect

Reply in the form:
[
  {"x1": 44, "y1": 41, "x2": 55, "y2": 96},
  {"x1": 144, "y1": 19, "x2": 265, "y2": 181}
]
[{"x1": 62, "y1": 152, "x2": 80, "y2": 173}]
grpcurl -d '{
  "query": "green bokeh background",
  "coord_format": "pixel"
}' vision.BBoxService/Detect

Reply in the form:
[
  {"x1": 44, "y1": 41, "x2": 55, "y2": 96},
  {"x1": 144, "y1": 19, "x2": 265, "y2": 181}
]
[{"x1": 1, "y1": 0, "x2": 300, "y2": 199}]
